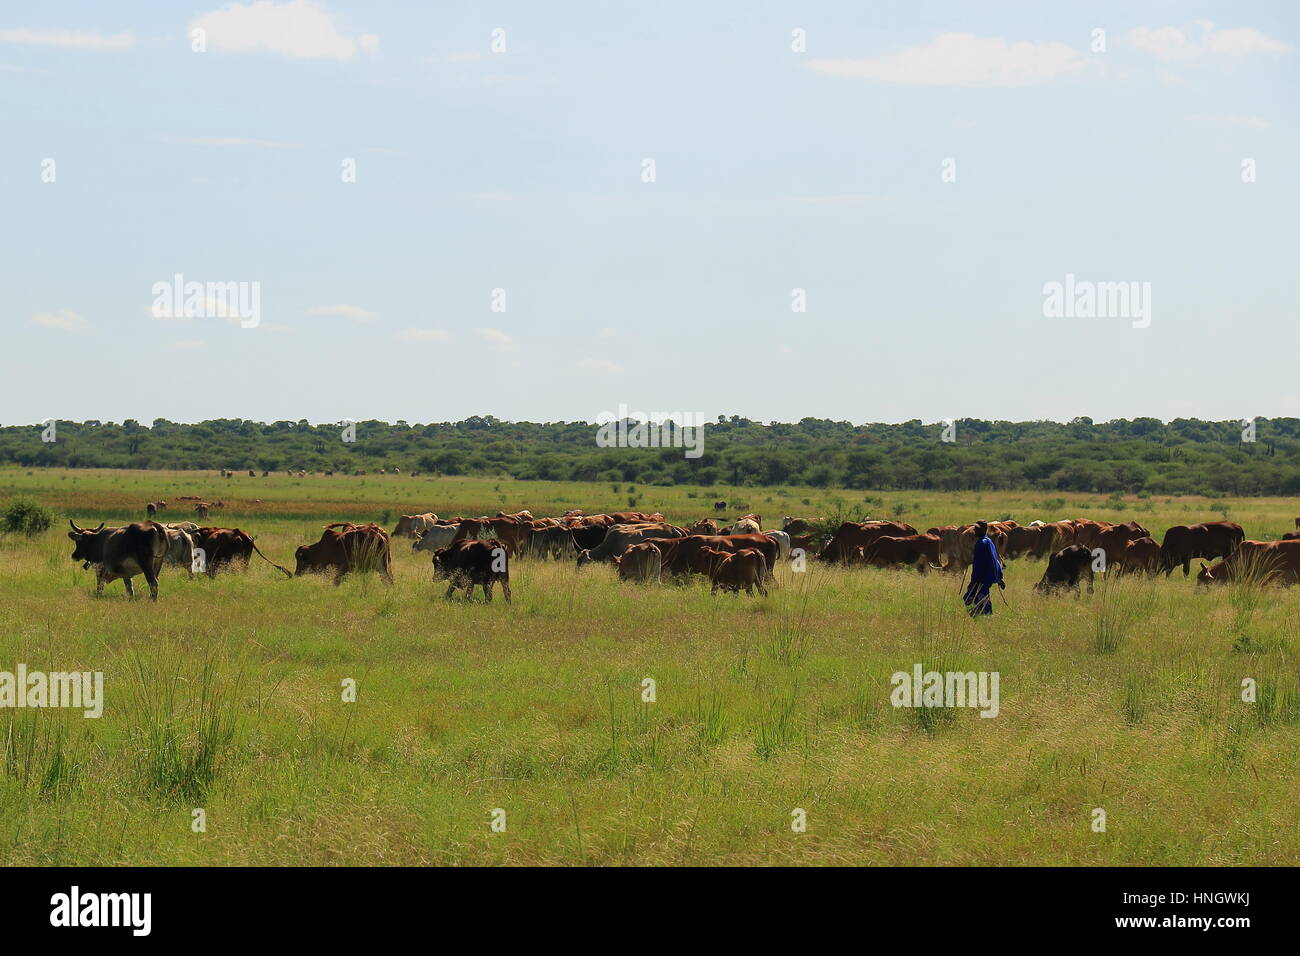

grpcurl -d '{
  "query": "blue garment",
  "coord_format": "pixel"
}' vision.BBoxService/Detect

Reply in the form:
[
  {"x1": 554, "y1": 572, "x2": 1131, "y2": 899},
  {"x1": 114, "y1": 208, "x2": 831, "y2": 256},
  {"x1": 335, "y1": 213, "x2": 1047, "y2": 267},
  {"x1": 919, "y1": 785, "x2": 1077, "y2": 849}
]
[
  {"x1": 964, "y1": 532, "x2": 1003, "y2": 617},
  {"x1": 970, "y1": 532, "x2": 1003, "y2": 585}
]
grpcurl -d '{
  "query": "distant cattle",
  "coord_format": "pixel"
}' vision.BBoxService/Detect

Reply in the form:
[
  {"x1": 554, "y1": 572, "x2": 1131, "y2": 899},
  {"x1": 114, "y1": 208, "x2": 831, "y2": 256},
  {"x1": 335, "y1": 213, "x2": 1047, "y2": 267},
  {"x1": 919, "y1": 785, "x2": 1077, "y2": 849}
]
[
  {"x1": 146, "y1": 502, "x2": 158, "y2": 518},
  {"x1": 392, "y1": 513, "x2": 438, "y2": 539},
  {"x1": 713, "y1": 500, "x2": 727, "y2": 512},
  {"x1": 1034, "y1": 545, "x2": 1095, "y2": 595},
  {"x1": 195, "y1": 502, "x2": 210, "y2": 519},
  {"x1": 577, "y1": 523, "x2": 688, "y2": 565},
  {"x1": 1160, "y1": 522, "x2": 1244, "y2": 577},
  {"x1": 615, "y1": 542, "x2": 662, "y2": 584},
  {"x1": 295, "y1": 523, "x2": 393, "y2": 584},
  {"x1": 432, "y1": 538, "x2": 511, "y2": 602},
  {"x1": 820, "y1": 521, "x2": 918, "y2": 564},
  {"x1": 67, "y1": 520, "x2": 168, "y2": 600}
]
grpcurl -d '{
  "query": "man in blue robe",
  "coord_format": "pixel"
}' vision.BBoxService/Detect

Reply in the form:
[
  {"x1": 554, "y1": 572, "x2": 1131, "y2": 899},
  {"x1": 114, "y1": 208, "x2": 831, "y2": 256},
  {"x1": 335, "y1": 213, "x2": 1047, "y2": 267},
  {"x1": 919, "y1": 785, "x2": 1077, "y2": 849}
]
[{"x1": 963, "y1": 520, "x2": 1004, "y2": 616}]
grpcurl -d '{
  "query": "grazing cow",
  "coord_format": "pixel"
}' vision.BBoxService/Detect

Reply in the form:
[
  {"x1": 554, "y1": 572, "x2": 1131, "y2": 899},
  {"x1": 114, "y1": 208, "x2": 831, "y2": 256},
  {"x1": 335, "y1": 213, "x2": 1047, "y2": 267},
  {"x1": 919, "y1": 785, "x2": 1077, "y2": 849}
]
[
  {"x1": 496, "y1": 510, "x2": 535, "y2": 521},
  {"x1": 295, "y1": 523, "x2": 393, "y2": 584},
  {"x1": 1044, "y1": 520, "x2": 1077, "y2": 551},
  {"x1": 195, "y1": 502, "x2": 210, "y2": 519},
  {"x1": 1034, "y1": 545, "x2": 1095, "y2": 595},
  {"x1": 934, "y1": 525, "x2": 1006, "y2": 572},
  {"x1": 1197, "y1": 539, "x2": 1300, "y2": 587},
  {"x1": 820, "y1": 521, "x2": 918, "y2": 564},
  {"x1": 1160, "y1": 521, "x2": 1245, "y2": 577},
  {"x1": 164, "y1": 521, "x2": 199, "y2": 533},
  {"x1": 615, "y1": 542, "x2": 662, "y2": 583},
  {"x1": 189, "y1": 527, "x2": 292, "y2": 578},
  {"x1": 781, "y1": 516, "x2": 814, "y2": 535},
  {"x1": 67, "y1": 520, "x2": 168, "y2": 600},
  {"x1": 1118, "y1": 536, "x2": 1162, "y2": 576},
  {"x1": 392, "y1": 513, "x2": 438, "y2": 539},
  {"x1": 689, "y1": 518, "x2": 719, "y2": 535},
  {"x1": 713, "y1": 500, "x2": 727, "y2": 512},
  {"x1": 162, "y1": 526, "x2": 197, "y2": 576},
  {"x1": 576, "y1": 524, "x2": 688, "y2": 565},
  {"x1": 1282, "y1": 531, "x2": 1300, "y2": 542},
  {"x1": 146, "y1": 502, "x2": 158, "y2": 518},
  {"x1": 1094, "y1": 523, "x2": 1152, "y2": 570},
  {"x1": 568, "y1": 523, "x2": 609, "y2": 551},
  {"x1": 651, "y1": 534, "x2": 779, "y2": 579},
  {"x1": 1071, "y1": 519, "x2": 1113, "y2": 551},
  {"x1": 859, "y1": 533, "x2": 942, "y2": 573},
  {"x1": 730, "y1": 517, "x2": 761, "y2": 536},
  {"x1": 1005, "y1": 524, "x2": 1056, "y2": 561},
  {"x1": 528, "y1": 524, "x2": 574, "y2": 561},
  {"x1": 432, "y1": 538, "x2": 511, "y2": 602},
  {"x1": 412, "y1": 524, "x2": 460, "y2": 554},
  {"x1": 453, "y1": 516, "x2": 531, "y2": 559},
  {"x1": 705, "y1": 547, "x2": 769, "y2": 597}
]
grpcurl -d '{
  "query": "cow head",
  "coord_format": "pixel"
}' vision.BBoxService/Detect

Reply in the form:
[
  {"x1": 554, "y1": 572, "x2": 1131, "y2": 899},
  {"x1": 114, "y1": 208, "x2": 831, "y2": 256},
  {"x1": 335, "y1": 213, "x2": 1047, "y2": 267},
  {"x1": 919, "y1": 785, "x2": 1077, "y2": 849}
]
[
  {"x1": 67, "y1": 519, "x2": 107, "y2": 567},
  {"x1": 293, "y1": 545, "x2": 313, "y2": 576},
  {"x1": 576, "y1": 549, "x2": 593, "y2": 567}
]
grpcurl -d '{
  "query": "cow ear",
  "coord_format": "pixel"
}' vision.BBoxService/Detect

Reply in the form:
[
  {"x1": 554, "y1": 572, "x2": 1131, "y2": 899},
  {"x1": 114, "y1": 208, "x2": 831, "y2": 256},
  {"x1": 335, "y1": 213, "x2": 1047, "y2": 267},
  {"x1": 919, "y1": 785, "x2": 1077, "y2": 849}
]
[{"x1": 67, "y1": 531, "x2": 77, "y2": 540}]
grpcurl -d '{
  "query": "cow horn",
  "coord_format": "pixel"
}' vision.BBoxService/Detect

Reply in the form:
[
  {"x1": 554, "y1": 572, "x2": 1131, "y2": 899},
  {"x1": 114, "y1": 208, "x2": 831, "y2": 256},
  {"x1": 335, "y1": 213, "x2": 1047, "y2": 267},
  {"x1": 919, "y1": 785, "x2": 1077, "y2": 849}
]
[
  {"x1": 69, "y1": 519, "x2": 83, "y2": 533},
  {"x1": 93, "y1": 522, "x2": 104, "y2": 532}
]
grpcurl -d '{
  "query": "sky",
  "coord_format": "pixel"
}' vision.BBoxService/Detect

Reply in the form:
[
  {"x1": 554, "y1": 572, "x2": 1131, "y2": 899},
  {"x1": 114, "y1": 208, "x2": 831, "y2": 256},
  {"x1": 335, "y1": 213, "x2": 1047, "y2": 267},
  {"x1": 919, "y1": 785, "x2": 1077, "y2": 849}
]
[{"x1": 2, "y1": 1, "x2": 1297, "y2": 427}]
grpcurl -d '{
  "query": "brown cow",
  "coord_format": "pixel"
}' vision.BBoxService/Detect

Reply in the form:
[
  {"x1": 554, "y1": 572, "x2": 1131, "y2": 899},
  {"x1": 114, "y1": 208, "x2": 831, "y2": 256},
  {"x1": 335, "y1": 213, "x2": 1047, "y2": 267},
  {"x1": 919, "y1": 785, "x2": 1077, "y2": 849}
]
[
  {"x1": 1118, "y1": 536, "x2": 1162, "y2": 575},
  {"x1": 455, "y1": 516, "x2": 530, "y2": 559},
  {"x1": 689, "y1": 518, "x2": 719, "y2": 535},
  {"x1": 820, "y1": 521, "x2": 918, "y2": 563},
  {"x1": 1197, "y1": 539, "x2": 1300, "y2": 587},
  {"x1": 1160, "y1": 521, "x2": 1245, "y2": 576},
  {"x1": 294, "y1": 523, "x2": 393, "y2": 584},
  {"x1": 859, "y1": 534, "x2": 942, "y2": 573},
  {"x1": 190, "y1": 526, "x2": 292, "y2": 578},
  {"x1": 1005, "y1": 524, "x2": 1056, "y2": 561},
  {"x1": 651, "y1": 534, "x2": 779, "y2": 579},
  {"x1": 1094, "y1": 523, "x2": 1151, "y2": 569},
  {"x1": 704, "y1": 547, "x2": 768, "y2": 597}
]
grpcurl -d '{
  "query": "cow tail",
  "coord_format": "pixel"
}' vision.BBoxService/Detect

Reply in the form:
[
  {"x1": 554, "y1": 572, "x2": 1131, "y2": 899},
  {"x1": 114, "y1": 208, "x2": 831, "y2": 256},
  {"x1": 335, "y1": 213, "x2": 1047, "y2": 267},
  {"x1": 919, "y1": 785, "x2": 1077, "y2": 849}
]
[{"x1": 250, "y1": 539, "x2": 293, "y2": 577}]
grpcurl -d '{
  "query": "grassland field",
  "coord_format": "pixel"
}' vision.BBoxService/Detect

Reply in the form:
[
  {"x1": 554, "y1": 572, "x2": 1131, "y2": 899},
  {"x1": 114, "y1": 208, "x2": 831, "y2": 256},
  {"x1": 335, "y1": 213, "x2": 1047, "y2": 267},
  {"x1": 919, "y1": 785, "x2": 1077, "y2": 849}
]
[{"x1": 0, "y1": 466, "x2": 1296, "y2": 865}]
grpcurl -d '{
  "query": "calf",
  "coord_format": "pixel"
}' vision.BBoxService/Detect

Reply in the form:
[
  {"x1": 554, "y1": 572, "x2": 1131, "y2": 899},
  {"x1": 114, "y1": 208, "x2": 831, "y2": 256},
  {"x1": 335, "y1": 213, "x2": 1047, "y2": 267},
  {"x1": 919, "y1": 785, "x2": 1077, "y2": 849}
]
[{"x1": 295, "y1": 523, "x2": 394, "y2": 584}]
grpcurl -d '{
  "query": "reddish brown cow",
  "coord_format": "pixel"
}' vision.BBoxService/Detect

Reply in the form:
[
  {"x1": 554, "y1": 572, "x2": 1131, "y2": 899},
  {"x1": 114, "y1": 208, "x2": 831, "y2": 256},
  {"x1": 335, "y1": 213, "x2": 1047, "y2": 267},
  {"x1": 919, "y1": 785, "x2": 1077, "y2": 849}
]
[
  {"x1": 1118, "y1": 536, "x2": 1162, "y2": 575},
  {"x1": 819, "y1": 521, "x2": 918, "y2": 563},
  {"x1": 189, "y1": 526, "x2": 292, "y2": 578},
  {"x1": 1197, "y1": 539, "x2": 1300, "y2": 587},
  {"x1": 704, "y1": 547, "x2": 768, "y2": 597},
  {"x1": 294, "y1": 523, "x2": 393, "y2": 584},
  {"x1": 858, "y1": 534, "x2": 942, "y2": 572},
  {"x1": 455, "y1": 516, "x2": 530, "y2": 559}
]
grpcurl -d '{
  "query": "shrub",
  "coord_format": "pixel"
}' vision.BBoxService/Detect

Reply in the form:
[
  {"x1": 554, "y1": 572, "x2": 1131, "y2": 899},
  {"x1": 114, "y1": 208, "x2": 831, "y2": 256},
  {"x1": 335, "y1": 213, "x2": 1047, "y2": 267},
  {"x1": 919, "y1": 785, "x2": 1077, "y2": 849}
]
[{"x1": 2, "y1": 499, "x2": 54, "y2": 536}]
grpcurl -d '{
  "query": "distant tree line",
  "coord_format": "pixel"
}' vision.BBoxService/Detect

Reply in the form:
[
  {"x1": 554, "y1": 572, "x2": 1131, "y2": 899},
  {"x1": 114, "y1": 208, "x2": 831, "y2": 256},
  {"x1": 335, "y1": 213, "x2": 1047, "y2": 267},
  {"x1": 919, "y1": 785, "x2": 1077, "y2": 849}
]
[{"x1": 1, "y1": 416, "x2": 1297, "y2": 497}]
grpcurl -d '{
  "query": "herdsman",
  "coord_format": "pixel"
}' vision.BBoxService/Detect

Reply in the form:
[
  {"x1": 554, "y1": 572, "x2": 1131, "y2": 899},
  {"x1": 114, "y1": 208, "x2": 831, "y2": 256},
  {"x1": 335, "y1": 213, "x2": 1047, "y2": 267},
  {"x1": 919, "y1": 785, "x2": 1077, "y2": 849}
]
[{"x1": 963, "y1": 520, "x2": 1005, "y2": 617}]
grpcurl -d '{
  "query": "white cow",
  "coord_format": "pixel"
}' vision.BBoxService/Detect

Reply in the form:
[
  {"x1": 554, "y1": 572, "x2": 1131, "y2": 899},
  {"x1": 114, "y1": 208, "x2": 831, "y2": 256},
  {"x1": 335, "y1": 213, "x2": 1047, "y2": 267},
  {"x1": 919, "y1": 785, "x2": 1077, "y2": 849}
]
[
  {"x1": 763, "y1": 530, "x2": 791, "y2": 561},
  {"x1": 412, "y1": 524, "x2": 459, "y2": 553},
  {"x1": 162, "y1": 527, "x2": 197, "y2": 576}
]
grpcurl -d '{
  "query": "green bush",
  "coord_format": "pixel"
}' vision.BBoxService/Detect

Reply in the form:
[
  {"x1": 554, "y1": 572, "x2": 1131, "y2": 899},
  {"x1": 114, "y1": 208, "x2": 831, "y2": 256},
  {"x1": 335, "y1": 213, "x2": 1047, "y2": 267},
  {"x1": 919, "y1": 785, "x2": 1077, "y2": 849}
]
[{"x1": 2, "y1": 499, "x2": 54, "y2": 536}]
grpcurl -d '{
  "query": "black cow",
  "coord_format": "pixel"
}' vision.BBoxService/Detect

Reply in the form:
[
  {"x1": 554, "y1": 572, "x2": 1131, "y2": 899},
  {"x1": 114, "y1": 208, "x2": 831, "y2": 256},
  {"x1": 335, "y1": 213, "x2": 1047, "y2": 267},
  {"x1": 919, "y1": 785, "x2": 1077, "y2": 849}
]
[
  {"x1": 67, "y1": 519, "x2": 168, "y2": 600},
  {"x1": 1034, "y1": 544, "x2": 1095, "y2": 595},
  {"x1": 432, "y1": 538, "x2": 511, "y2": 602}
]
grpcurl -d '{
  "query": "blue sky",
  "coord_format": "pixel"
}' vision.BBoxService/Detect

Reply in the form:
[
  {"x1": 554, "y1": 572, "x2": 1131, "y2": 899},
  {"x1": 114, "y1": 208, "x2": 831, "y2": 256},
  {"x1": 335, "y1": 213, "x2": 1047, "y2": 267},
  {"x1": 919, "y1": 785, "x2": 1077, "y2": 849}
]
[{"x1": 3, "y1": 1, "x2": 1297, "y2": 426}]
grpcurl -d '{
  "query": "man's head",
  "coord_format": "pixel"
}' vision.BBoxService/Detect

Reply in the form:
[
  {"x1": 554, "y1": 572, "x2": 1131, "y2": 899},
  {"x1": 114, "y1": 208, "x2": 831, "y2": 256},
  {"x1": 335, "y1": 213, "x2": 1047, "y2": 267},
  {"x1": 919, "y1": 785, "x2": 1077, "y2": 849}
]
[{"x1": 974, "y1": 520, "x2": 988, "y2": 538}]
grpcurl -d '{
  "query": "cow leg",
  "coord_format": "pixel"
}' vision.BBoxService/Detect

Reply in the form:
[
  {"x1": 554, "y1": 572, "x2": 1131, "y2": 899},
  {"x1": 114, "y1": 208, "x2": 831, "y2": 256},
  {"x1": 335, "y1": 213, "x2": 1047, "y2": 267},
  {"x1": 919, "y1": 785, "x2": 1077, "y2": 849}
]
[
  {"x1": 95, "y1": 571, "x2": 106, "y2": 598},
  {"x1": 144, "y1": 569, "x2": 159, "y2": 601},
  {"x1": 757, "y1": 579, "x2": 768, "y2": 597},
  {"x1": 1182, "y1": 558, "x2": 1190, "y2": 577},
  {"x1": 123, "y1": 576, "x2": 135, "y2": 599},
  {"x1": 500, "y1": 577, "x2": 512, "y2": 603},
  {"x1": 445, "y1": 583, "x2": 457, "y2": 600},
  {"x1": 484, "y1": 580, "x2": 494, "y2": 602}
]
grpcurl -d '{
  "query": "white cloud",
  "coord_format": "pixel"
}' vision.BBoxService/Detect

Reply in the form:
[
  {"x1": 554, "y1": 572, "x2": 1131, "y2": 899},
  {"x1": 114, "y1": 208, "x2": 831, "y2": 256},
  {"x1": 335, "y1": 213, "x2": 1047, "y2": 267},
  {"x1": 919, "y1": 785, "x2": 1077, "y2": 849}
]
[
  {"x1": 809, "y1": 33, "x2": 1087, "y2": 87},
  {"x1": 307, "y1": 304, "x2": 377, "y2": 322},
  {"x1": 31, "y1": 310, "x2": 84, "y2": 330},
  {"x1": 479, "y1": 327, "x2": 515, "y2": 352},
  {"x1": 0, "y1": 29, "x2": 136, "y2": 50},
  {"x1": 399, "y1": 328, "x2": 451, "y2": 342},
  {"x1": 1127, "y1": 21, "x2": 1290, "y2": 61},
  {"x1": 191, "y1": 0, "x2": 378, "y2": 60},
  {"x1": 578, "y1": 358, "x2": 623, "y2": 374}
]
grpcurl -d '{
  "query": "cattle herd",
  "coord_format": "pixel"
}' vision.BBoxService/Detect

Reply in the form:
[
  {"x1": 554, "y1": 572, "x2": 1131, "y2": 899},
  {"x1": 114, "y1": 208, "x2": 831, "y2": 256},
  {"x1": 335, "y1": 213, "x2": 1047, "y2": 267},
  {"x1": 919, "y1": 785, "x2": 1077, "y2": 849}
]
[{"x1": 60, "y1": 505, "x2": 1300, "y2": 602}]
